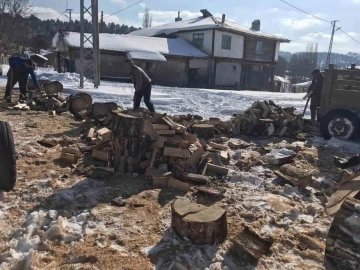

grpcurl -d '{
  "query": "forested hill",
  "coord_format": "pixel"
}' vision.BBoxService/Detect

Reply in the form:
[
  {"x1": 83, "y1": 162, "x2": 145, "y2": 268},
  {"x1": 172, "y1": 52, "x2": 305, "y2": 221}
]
[{"x1": 279, "y1": 51, "x2": 360, "y2": 69}]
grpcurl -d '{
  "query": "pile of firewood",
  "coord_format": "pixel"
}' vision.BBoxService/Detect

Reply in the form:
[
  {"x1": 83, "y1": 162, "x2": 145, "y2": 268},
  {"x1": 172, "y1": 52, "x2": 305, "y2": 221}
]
[{"x1": 230, "y1": 100, "x2": 304, "y2": 138}]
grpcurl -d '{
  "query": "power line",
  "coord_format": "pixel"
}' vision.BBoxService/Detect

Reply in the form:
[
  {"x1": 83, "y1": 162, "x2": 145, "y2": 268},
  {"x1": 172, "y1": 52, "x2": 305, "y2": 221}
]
[
  {"x1": 55, "y1": 11, "x2": 67, "y2": 20},
  {"x1": 291, "y1": 26, "x2": 332, "y2": 42},
  {"x1": 339, "y1": 29, "x2": 360, "y2": 45},
  {"x1": 280, "y1": 0, "x2": 331, "y2": 24},
  {"x1": 104, "y1": 0, "x2": 143, "y2": 19}
]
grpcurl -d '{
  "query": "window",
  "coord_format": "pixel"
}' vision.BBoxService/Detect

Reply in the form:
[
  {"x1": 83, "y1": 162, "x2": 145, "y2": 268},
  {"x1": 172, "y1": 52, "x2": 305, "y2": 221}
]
[
  {"x1": 256, "y1": 41, "x2": 263, "y2": 55},
  {"x1": 193, "y1": 33, "x2": 204, "y2": 49},
  {"x1": 222, "y1": 35, "x2": 232, "y2": 50}
]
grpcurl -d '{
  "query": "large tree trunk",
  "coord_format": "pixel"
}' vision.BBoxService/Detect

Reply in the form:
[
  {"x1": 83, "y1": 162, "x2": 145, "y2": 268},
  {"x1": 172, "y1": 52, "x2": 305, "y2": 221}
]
[
  {"x1": 171, "y1": 199, "x2": 227, "y2": 245},
  {"x1": 111, "y1": 112, "x2": 147, "y2": 173},
  {"x1": 325, "y1": 197, "x2": 360, "y2": 270}
]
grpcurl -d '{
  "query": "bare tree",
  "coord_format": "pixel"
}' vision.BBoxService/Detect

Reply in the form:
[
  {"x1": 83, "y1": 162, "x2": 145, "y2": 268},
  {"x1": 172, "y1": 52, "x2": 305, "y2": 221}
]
[{"x1": 142, "y1": 7, "x2": 152, "y2": 29}]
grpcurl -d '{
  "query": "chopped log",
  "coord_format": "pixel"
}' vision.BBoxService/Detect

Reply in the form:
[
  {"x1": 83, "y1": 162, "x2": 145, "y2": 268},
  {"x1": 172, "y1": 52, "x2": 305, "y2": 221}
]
[
  {"x1": 92, "y1": 149, "x2": 108, "y2": 161},
  {"x1": 143, "y1": 121, "x2": 159, "y2": 141},
  {"x1": 94, "y1": 167, "x2": 115, "y2": 173},
  {"x1": 209, "y1": 142, "x2": 228, "y2": 151},
  {"x1": 44, "y1": 83, "x2": 58, "y2": 95},
  {"x1": 231, "y1": 226, "x2": 273, "y2": 260},
  {"x1": 153, "y1": 124, "x2": 169, "y2": 130},
  {"x1": 37, "y1": 138, "x2": 58, "y2": 147},
  {"x1": 157, "y1": 130, "x2": 175, "y2": 136},
  {"x1": 171, "y1": 199, "x2": 227, "y2": 245},
  {"x1": 50, "y1": 97, "x2": 63, "y2": 108},
  {"x1": 148, "y1": 140, "x2": 165, "y2": 151},
  {"x1": 183, "y1": 133, "x2": 198, "y2": 143},
  {"x1": 86, "y1": 128, "x2": 96, "y2": 142},
  {"x1": 163, "y1": 116, "x2": 187, "y2": 134},
  {"x1": 274, "y1": 169, "x2": 313, "y2": 188},
  {"x1": 206, "y1": 163, "x2": 229, "y2": 176},
  {"x1": 195, "y1": 186, "x2": 224, "y2": 197},
  {"x1": 197, "y1": 158, "x2": 209, "y2": 175},
  {"x1": 325, "y1": 197, "x2": 360, "y2": 269},
  {"x1": 228, "y1": 142, "x2": 240, "y2": 149},
  {"x1": 188, "y1": 147, "x2": 205, "y2": 166},
  {"x1": 60, "y1": 152, "x2": 78, "y2": 164},
  {"x1": 52, "y1": 81, "x2": 63, "y2": 92},
  {"x1": 149, "y1": 149, "x2": 157, "y2": 168},
  {"x1": 62, "y1": 147, "x2": 81, "y2": 157},
  {"x1": 168, "y1": 178, "x2": 191, "y2": 192},
  {"x1": 192, "y1": 124, "x2": 215, "y2": 139},
  {"x1": 164, "y1": 147, "x2": 191, "y2": 159},
  {"x1": 101, "y1": 131, "x2": 112, "y2": 142},
  {"x1": 184, "y1": 173, "x2": 208, "y2": 184},
  {"x1": 153, "y1": 176, "x2": 171, "y2": 187},
  {"x1": 209, "y1": 151, "x2": 223, "y2": 166},
  {"x1": 209, "y1": 117, "x2": 220, "y2": 122},
  {"x1": 48, "y1": 110, "x2": 56, "y2": 116},
  {"x1": 96, "y1": 128, "x2": 111, "y2": 136},
  {"x1": 221, "y1": 137, "x2": 229, "y2": 142},
  {"x1": 220, "y1": 151, "x2": 229, "y2": 164}
]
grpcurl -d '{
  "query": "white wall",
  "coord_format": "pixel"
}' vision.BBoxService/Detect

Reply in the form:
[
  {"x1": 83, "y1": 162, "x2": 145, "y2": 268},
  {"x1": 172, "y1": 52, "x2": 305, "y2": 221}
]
[
  {"x1": 215, "y1": 61, "x2": 241, "y2": 87},
  {"x1": 274, "y1": 42, "x2": 280, "y2": 61},
  {"x1": 214, "y1": 30, "x2": 244, "y2": 59},
  {"x1": 178, "y1": 30, "x2": 213, "y2": 55}
]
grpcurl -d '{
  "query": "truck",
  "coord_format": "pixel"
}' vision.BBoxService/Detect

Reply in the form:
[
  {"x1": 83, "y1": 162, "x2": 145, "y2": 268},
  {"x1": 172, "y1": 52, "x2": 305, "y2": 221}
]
[{"x1": 320, "y1": 64, "x2": 360, "y2": 140}]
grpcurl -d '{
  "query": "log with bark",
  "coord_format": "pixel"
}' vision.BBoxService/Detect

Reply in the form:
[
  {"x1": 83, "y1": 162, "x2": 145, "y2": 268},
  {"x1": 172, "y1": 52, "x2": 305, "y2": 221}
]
[
  {"x1": 111, "y1": 112, "x2": 147, "y2": 173},
  {"x1": 192, "y1": 124, "x2": 215, "y2": 139},
  {"x1": 325, "y1": 197, "x2": 360, "y2": 270},
  {"x1": 171, "y1": 199, "x2": 227, "y2": 245}
]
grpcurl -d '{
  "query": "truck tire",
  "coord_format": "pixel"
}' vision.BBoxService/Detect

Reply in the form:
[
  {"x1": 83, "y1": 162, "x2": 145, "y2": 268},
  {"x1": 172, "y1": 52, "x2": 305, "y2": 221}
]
[
  {"x1": 320, "y1": 108, "x2": 360, "y2": 140},
  {"x1": 0, "y1": 121, "x2": 16, "y2": 191}
]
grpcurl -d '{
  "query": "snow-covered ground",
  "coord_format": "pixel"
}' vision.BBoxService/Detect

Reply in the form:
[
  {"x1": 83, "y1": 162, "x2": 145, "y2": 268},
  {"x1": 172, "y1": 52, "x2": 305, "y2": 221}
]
[{"x1": 0, "y1": 66, "x2": 309, "y2": 120}]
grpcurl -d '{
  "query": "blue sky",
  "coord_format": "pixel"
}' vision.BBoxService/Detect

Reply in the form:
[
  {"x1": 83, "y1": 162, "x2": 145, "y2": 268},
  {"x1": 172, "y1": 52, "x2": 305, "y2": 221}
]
[{"x1": 31, "y1": 0, "x2": 360, "y2": 54}]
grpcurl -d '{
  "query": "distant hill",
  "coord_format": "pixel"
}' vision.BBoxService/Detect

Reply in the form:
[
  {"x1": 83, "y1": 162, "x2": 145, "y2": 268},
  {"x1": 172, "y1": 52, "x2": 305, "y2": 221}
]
[{"x1": 280, "y1": 51, "x2": 360, "y2": 69}]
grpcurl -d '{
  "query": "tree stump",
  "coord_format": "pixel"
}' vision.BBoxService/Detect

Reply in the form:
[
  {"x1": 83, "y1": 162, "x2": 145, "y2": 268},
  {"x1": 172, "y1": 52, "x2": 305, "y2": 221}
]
[
  {"x1": 171, "y1": 199, "x2": 227, "y2": 245},
  {"x1": 325, "y1": 197, "x2": 360, "y2": 269},
  {"x1": 192, "y1": 124, "x2": 215, "y2": 139},
  {"x1": 111, "y1": 112, "x2": 147, "y2": 173}
]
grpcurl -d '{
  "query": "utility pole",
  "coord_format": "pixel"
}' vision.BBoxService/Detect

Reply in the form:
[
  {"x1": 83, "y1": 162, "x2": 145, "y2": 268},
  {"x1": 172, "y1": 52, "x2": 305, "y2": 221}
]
[
  {"x1": 65, "y1": 8, "x2": 73, "y2": 22},
  {"x1": 80, "y1": 0, "x2": 100, "y2": 88},
  {"x1": 100, "y1": 11, "x2": 104, "y2": 32},
  {"x1": 325, "y1": 20, "x2": 339, "y2": 68}
]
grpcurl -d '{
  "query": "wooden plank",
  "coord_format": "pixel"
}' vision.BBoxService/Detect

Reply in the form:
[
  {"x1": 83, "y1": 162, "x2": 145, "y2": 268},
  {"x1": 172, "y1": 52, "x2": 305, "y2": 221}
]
[
  {"x1": 60, "y1": 152, "x2": 78, "y2": 164},
  {"x1": 335, "y1": 69, "x2": 360, "y2": 76},
  {"x1": 101, "y1": 130, "x2": 112, "y2": 142},
  {"x1": 92, "y1": 149, "x2": 108, "y2": 161},
  {"x1": 164, "y1": 147, "x2": 191, "y2": 158},
  {"x1": 62, "y1": 147, "x2": 81, "y2": 157},
  {"x1": 103, "y1": 113, "x2": 113, "y2": 125},
  {"x1": 168, "y1": 178, "x2": 190, "y2": 192},
  {"x1": 220, "y1": 151, "x2": 229, "y2": 164},
  {"x1": 149, "y1": 149, "x2": 157, "y2": 168},
  {"x1": 87, "y1": 128, "x2": 96, "y2": 142},
  {"x1": 143, "y1": 121, "x2": 159, "y2": 141},
  {"x1": 152, "y1": 124, "x2": 170, "y2": 130},
  {"x1": 184, "y1": 173, "x2": 208, "y2": 184},
  {"x1": 188, "y1": 147, "x2": 205, "y2": 166},
  {"x1": 163, "y1": 116, "x2": 187, "y2": 134},
  {"x1": 157, "y1": 130, "x2": 176, "y2": 136},
  {"x1": 209, "y1": 142, "x2": 228, "y2": 151},
  {"x1": 335, "y1": 79, "x2": 360, "y2": 87},
  {"x1": 206, "y1": 163, "x2": 229, "y2": 176},
  {"x1": 183, "y1": 133, "x2": 198, "y2": 143},
  {"x1": 152, "y1": 176, "x2": 170, "y2": 186},
  {"x1": 96, "y1": 127, "x2": 110, "y2": 136}
]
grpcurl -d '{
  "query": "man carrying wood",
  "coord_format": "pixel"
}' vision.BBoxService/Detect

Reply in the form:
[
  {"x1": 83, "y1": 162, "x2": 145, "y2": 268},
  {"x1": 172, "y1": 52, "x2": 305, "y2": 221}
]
[
  {"x1": 307, "y1": 69, "x2": 324, "y2": 122},
  {"x1": 125, "y1": 59, "x2": 155, "y2": 113},
  {"x1": 4, "y1": 57, "x2": 40, "y2": 103}
]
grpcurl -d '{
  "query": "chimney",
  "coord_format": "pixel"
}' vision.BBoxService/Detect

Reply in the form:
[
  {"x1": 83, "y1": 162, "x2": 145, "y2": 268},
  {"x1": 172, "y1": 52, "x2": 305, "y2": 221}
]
[
  {"x1": 251, "y1": 19, "x2": 260, "y2": 31},
  {"x1": 221, "y1": 14, "x2": 225, "y2": 24},
  {"x1": 200, "y1": 9, "x2": 213, "y2": 18},
  {"x1": 175, "y1": 11, "x2": 182, "y2": 22}
]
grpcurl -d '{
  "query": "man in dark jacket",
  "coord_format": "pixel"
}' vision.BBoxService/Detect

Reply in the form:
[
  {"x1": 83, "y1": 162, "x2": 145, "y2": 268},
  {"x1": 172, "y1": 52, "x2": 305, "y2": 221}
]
[
  {"x1": 125, "y1": 59, "x2": 155, "y2": 113},
  {"x1": 307, "y1": 69, "x2": 324, "y2": 122},
  {"x1": 4, "y1": 57, "x2": 40, "y2": 103}
]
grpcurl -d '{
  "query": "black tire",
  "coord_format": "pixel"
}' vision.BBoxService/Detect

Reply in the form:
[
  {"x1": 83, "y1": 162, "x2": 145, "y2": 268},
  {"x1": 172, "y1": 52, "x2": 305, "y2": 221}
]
[
  {"x1": 0, "y1": 121, "x2": 16, "y2": 191},
  {"x1": 320, "y1": 108, "x2": 360, "y2": 140}
]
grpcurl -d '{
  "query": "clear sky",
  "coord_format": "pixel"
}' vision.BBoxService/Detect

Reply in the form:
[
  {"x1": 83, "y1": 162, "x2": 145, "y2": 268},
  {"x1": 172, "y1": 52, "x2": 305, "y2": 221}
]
[{"x1": 30, "y1": 0, "x2": 360, "y2": 54}]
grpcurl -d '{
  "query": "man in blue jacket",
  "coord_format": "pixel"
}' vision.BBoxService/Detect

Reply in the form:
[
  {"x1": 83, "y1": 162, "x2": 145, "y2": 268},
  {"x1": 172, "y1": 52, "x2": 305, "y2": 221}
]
[{"x1": 4, "y1": 57, "x2": 40, "y2": 103}]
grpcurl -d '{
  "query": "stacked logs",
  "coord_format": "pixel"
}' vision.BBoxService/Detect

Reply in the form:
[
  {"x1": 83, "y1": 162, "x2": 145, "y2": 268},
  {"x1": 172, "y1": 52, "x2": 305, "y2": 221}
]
[{"x1": 231, "y1": 100, "x2": 304, "y2": 138}]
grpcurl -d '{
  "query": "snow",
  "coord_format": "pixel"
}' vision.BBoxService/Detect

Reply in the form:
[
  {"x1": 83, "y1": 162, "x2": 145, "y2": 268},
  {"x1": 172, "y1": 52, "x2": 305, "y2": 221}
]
[
  {"x1": 53, "y1": 32, "x2": 209, "y2": 58},
  {"x1": 131, "y1": 16, "x2": 288, "y2": 42},
  {"x1": 127, "y1": 50, "x2": 167, "y2": 62}
]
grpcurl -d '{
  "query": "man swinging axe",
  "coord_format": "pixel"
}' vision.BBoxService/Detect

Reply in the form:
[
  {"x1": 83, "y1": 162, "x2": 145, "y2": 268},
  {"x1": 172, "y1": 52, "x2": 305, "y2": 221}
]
[
  {"x1": 4, "y1": 57, "x2": 40, "y2": 103},
  {"x1": 303, "y1": 69, "x2": 324, "y2": 122},
  {"x1": 125, "y1": 59, "x2": 155, "y2": 113}
]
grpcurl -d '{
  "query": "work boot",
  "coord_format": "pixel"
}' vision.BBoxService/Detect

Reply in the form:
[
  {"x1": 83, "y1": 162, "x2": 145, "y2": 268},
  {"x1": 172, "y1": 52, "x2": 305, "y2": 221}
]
[
  {"x1": 4, "y1": 96, "x2": 11, "y2": 103},
  {"x1": 19, "y1": 94, "x2": 26, "y2": 104}
]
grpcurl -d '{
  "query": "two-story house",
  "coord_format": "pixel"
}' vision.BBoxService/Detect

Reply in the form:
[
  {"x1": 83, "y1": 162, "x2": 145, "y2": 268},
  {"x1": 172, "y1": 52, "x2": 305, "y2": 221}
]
[{"x1": 131, "y1": 9, "x2": 290, "y2": 91}]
